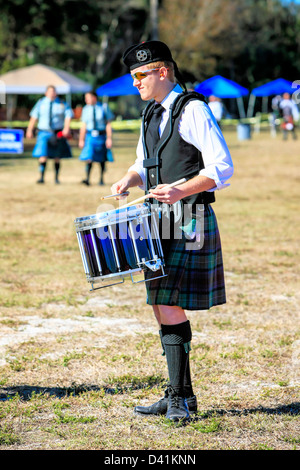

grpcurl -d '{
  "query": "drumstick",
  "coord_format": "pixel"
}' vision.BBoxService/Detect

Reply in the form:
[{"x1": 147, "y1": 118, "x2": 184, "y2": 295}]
[
  {"x1": 101, "y1": 191, "x2": 129, "y2": 200},
  {"x1": 119, "y1": 178, "x2": 187, "y2": 209}
]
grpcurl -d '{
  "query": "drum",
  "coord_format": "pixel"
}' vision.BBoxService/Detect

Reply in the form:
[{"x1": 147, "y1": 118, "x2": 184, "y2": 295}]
[{"x1": 74, "y1": 203, "x2": 166, "y2": 290}]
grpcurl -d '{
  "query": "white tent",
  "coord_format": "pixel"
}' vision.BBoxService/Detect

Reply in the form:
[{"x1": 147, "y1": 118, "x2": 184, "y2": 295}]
[
  {"x1": 0, "y1": 64, "x2": 92, "y2": 120},
  {"x1": 0, "y1": 63, "x2": 92, "y2": 95}
]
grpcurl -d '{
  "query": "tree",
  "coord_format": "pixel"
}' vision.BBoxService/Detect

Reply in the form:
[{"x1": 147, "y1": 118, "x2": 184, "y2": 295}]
[
  {"x1": 158, "y1": 0, "x2": 300, "y2": 86},
  {"x1": 0, "y1": 0, "x2": 149, "y2": 86},
  {"x1": 1, "y1": 0, "x2": 300, "y2": 92}
]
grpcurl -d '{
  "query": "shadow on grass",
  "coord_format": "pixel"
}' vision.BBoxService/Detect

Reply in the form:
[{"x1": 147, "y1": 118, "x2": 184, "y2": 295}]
[
  {"x1": 1, "y1": 384, "x2": 299, "y2": 418},
  {"x1": 0, "y1": 381, "x2": 167, "y2": 401},
  {"x1": 196, "y1": 402, "x2": 300, "y2": 418}
]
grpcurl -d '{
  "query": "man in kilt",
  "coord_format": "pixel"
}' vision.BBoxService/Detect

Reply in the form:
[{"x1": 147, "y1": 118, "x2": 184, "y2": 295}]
[
  {"x1": 26, "y1": 85, "x2": 73, "y2": 184},
  {"x1": 79, "y1": 91, "x2": 114, "y2": 186},
  {"x1": 111, "y1": 41, "x2": 233, "y2": 422}
]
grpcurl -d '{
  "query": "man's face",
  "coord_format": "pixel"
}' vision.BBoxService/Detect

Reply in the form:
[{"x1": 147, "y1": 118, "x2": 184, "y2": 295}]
[
  {"x1": 45, "y1": 87, "x2": 57, "y2": 101},
  {"x1": 85, "y1": 93, "x2": 97, "y2": 105},
  {"x1": 131, "y1": 66, "x2": 163, "y2": 102}
]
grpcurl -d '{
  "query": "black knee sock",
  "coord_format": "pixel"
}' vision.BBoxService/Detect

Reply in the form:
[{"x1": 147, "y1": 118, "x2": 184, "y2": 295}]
[
  {"x1": 55, "y1": 162, "x2": 60, "y2": 180},
  {"x1": 39, "y1": 161, "x2": 47, "y2": 180},
  {"x1": 100, "y1": 162, "x2": 105, "y2": 184},
  {"x1": 161, "y1": 320, "x2": 193, "y2": 398},
  {"x1": 159, "y1": 329, "x2": 165, "y2": 356},
  {"x1": 86, "y1": 162, "x2": 92, "y2": 181}
]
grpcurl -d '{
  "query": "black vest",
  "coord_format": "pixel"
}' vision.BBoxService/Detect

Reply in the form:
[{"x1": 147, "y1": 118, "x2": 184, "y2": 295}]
[{"x1": 142, "y1": 92, "x2": 215, "y2": 206}]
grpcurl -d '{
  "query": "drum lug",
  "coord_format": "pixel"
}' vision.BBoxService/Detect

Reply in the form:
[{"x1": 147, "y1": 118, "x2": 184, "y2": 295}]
[{"x1": 143, "y1": 258, "x2": 163, "y2": 272}]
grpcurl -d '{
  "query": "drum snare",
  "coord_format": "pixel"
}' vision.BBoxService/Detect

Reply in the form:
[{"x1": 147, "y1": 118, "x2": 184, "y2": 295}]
[{"x1": 74, "y1": 203, "x2": 166, "y2": 290}]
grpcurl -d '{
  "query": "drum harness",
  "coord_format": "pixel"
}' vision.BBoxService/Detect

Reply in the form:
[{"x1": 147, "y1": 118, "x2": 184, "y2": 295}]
[
  {"x1": 141, "y1": 91, "x2": 205, "y2": 193},
  {"x1": 140, "y1": 91, "x2": 211, "y2": 240}
]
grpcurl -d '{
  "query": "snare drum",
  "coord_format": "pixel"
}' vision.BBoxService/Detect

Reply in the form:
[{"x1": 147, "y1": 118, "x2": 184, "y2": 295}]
[{"x1": 74, "y1": 203, "x2": 166, "y2": 290}]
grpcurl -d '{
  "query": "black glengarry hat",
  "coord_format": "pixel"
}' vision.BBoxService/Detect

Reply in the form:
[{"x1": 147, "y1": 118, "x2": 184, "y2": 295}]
[
  {"x1": 123, "y1": 40, "x2": 174, "y2": 70},
  {"x1": 122, "y1": 40, "x2": 186, "y2": 91}
]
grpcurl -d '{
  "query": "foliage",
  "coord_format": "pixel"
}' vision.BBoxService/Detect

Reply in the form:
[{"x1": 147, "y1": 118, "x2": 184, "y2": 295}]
[
  {"x1": 0, "y1": 0, "x2": 149, "y2": 86},
  {"x1": 159, "y1": 0, "x2": 300, "y2": 86},
  {"x1": 0, "y1": 0, "x2": 300, "y2": 89}
]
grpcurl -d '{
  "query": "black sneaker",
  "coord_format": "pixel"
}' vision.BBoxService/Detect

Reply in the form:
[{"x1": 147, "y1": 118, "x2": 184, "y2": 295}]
[
  {"x1": 134, "y1": 389, "x2": 197, "y2": 416},
  {"x1": 166, "y1": 394, "x2": 190, "y2": 422},
  {"x1": 36, "y1": 178, "x2": 44, "y2": 184},
  {"x1": 81, "y1": 179, "x2": 90, "y2": 186}
]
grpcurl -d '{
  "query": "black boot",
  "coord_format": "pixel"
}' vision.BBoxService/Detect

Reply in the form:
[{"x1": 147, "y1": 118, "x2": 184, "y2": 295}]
[
  {"x1": 134, "y1": 386, "x2": 197, "y2": 416},
  {"x1": 166, "y1": 390, "x2": 189, "y2": 422}
]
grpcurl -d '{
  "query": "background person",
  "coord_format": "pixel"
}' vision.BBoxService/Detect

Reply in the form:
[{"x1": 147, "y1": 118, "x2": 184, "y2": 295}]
[
  {"x1": 279, "y1": 92, "x2": 299, "y2": 140},
  {"x1": 26, "y1": 85, "x2": 73, "y2": 184},
  {"x1": 78, "y1": 91, "x2": 114, "y2": 186},
  {"x1": 111, "y1": 40, "x2": 233, "y2": 422},
  {"x1": 208, "y1": 95, "x2": 224, "y2": 125}
]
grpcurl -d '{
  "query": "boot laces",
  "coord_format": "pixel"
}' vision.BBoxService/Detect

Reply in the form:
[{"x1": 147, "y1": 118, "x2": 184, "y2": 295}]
[
  {"x1": 170, "y1": 395, "x2": 181, "y2": 408},
  {"x1": 168, "y1": 385, "x2": 182, "y2": 408}
]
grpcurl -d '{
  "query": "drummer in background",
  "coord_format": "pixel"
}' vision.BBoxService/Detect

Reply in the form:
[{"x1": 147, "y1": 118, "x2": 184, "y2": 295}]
[
  {"x1": 279, "y1": 92, "x2": 299, "y2": 140},
  {"x1": 208, "y1": 95, "x2": 224, "y2": 126},
  {"x1": 111, "y1": 41, "x2": 233, "y2": 422},
  {"x1": 78, "y1": 91, "x2": 114, "y2": 186},
  {"x1": 26, "y1": 85, "x2": 73, "y2": 184}
]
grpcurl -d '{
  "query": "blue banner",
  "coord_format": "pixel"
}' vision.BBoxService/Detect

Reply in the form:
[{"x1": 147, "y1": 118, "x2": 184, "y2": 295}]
[{"x1": 0, "y1": 128, "x2": 24, "y2": 154}]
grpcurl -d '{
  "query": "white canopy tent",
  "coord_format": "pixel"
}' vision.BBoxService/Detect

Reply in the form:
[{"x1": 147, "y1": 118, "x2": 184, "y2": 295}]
[{"x1": 0, "y1": 64, "x2": 92, "y2": 120}]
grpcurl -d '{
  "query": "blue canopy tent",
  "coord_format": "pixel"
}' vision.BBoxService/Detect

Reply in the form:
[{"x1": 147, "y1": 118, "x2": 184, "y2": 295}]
[
  {"x1": 96, "y1": 74, "x2": 139, "y2": 97},
  {"x1": 247, "y1": 78, "x2": 300, "y2": 116},
  {"x1": 251, "y1": 78, "x2": 296, "y2": 96},
  {"x1": 194, "y1": 75, "x2": 249, "y2": 118}
]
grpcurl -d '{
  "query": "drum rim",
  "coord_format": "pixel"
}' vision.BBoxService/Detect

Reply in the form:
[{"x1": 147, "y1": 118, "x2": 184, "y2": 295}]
[{"x1": 74, "y1": 202, "x2": 151, "y2": 230}]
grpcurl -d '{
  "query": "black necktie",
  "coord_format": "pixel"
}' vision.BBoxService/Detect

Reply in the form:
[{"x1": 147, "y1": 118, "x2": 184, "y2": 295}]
[
  {"x1": 147, "y1": 103, "x2": 164, "y2": 146},
  {"x1": 93, "y1": 105, "x2": 97, "y2": 130},
  {"x1": 49, "y1": 100, "x2": 53, "y2": 130}
]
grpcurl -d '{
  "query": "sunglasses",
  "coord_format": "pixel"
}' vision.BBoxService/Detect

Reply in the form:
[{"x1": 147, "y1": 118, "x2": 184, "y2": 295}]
[{"x1": 131, "y1": 67, "x2": 161, "y2": 80}]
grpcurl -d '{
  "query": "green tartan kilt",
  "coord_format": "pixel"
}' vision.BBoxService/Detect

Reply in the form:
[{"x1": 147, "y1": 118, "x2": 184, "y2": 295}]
[{"x1": 145, "y1": 204, "x2": 226, "y2": 310}]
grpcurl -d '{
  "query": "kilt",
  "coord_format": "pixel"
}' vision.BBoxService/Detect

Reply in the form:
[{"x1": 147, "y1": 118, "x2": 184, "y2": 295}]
[
  {"x1": 79, "y1": 133, "x2": 107, "y2": 162},
  {"x1": 32, "y1": 131, "x2": 72, "y2": 159},
  {"x1": 145, "y1": 204, "x2": 226, "y2": 310}
]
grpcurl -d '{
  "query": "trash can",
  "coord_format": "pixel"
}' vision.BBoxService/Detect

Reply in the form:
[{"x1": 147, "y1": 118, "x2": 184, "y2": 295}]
[{"x1": 237, "y1": 123, "x2": 251, "y2": 140}]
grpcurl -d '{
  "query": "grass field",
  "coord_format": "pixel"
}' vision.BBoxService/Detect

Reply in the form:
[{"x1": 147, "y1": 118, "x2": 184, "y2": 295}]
[{"x1": 0, "y1": 127, "x2": 299, "y2": 451}]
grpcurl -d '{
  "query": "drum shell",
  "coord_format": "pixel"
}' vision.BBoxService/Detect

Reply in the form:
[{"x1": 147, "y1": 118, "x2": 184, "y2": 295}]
[{"x1": 74, "y1": 203, "x2": 164, "y2": 287}]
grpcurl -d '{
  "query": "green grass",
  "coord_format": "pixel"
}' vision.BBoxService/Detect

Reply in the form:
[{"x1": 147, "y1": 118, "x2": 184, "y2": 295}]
[{"x1": 0, "y1": 130, "x2": 299, "y2": 450}]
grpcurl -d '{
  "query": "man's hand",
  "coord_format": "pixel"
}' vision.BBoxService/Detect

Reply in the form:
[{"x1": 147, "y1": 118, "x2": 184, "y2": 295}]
[
  {"x1": 62, "y1": 127, "x2": 70, "y2": 138},
  {"x1": 26, "y1": 129, "x2": 34, "y2": 139},
  {"x1": 111, "y1": 179, "x2": 131, "y2": 200},
  {"x1": 78, "y1": 138, "x2": 85, "y2": 149},
  {"x1": 106, "y1": 136, "x2": 112, "y2": 149},
  {"x1": 149, "y1": 184, "x2": 183, "y2": 205},
  {"x1": 111, "y1": 171, "x2": 143, "y2": 200}
]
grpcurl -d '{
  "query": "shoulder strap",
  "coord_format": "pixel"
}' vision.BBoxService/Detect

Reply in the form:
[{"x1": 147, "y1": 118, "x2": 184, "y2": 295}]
[
  {"x1": 159, "y1": 91, "x2": 206, "y2": 146},
  {"x1": 141, "y1": 92, "x2": 206, "y2": 191},
  {"x1": 141, "y1": 99, "x2": 155, "y2": 123},
  {"x1": 170, "y1": 91, "x2": 206, "y2": 119}
]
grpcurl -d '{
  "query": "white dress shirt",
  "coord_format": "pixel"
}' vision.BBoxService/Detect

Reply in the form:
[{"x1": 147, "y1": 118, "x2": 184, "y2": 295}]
[{"x1": 128, "y1": 85, "x2": 234, "y2": 192}]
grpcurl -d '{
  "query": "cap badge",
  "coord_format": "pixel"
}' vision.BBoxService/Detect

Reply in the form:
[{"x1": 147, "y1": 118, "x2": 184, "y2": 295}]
[{"x1": 136, "y1": 49, "x2": 149, "y2": 62}]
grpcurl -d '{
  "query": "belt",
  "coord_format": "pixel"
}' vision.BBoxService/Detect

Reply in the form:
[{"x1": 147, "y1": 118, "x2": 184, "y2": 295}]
[
  {"x1": 38, "y1": 129, "x2": 63, "y2": 133},
  {"x1": 87, "y1": 130, "x2": 106, "y2": 135}
]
